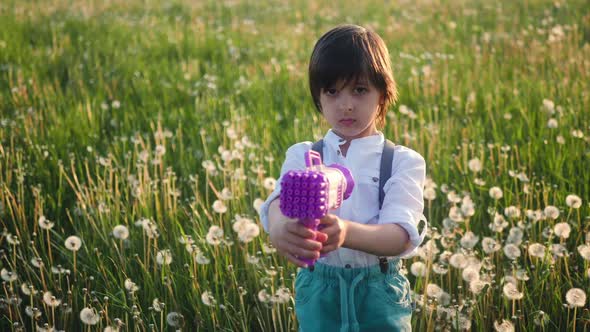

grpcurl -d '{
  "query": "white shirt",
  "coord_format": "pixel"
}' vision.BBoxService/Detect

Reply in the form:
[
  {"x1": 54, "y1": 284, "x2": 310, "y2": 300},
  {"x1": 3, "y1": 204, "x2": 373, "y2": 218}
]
[{"x1": 259, "y1": 129, "x2": 427, "y2": 267}]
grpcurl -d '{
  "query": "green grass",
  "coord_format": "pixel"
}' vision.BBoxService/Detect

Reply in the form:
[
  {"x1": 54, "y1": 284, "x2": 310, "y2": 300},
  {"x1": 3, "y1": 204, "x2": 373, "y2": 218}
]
[{"x1": 1, "y1": 0, "x2": 589, "y2": 330}]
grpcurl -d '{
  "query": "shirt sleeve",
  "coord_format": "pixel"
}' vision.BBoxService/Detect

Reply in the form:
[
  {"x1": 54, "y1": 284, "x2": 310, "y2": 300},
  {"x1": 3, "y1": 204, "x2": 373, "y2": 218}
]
[
  {"x1": 258, "y1": 142, "x2": 312, "y2": 232},
  {"x1": 378, "y1": 147, "x2": 427, "y2": 258}
]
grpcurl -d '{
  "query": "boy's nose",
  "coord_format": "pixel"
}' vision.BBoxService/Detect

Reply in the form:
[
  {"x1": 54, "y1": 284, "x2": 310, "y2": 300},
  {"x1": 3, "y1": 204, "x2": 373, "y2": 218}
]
[{"x1": 339, "y1": 96, "x2": 354, "y2": 112}]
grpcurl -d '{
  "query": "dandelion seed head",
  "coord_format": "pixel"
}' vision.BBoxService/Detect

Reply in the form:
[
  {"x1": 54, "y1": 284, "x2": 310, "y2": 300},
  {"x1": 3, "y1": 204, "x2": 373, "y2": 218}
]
[
  {"x1": 503, "y1": 282, "x2": 524, "y2": 300},
  {"x1": 124, "y1": 279, "x2": 139, "y2": 293},
  {"x1": 206, "y1": 225, "x2": 224, "y2": 245},
  {"x1": 503, "y1": 244, "x2": 521, "y2": 260},
  {"x1": 156, "y1": 250, "x2": 173, "y2": 265},
  {"x1": 547, "y1": 118, "x2": 558, "y2": 128},
  {"x1": 38, "y1": 216, "x2": 54, "y2": 230},
  {"x1": 577, "y1": 244, "x2": 590, "y2": 261},
  {"x1": 543, "y1": 206, "x2": 560, "y2": 220},
  {"x1": 65, "y1": 235, "x2": 82, "y2": 251},
  {"x1": 504, "y1": 206, "x2": 521, "y2": 219},
  {"x1": 258, "y1": 289, "x2": 271, "y2": 303},
  {"x1": 1, "y1": 268, "x2": 17, "y2": 282},
  {"x1": 166, "y1": 312, "x2": 185, "y2": 328},
  {"x1": 565, "y1": 288, "x2": 586, "y2": 308},
  {"x1": 80, "y1": 307, "x2": 100, "y2": 325},
  {"x1": 410, "y1": 261, "x2": 427, "y2": 277},
  {"x1": 212, "y1": 200, "x2": 227, "y2": 214},
  {"x1": 489, "y1": 186, "x2": 503, "y2": 200},
  {"x1": 553, "y1": 222, "x2": 571, "y2": 239},
  {"x1": 423, "y1": 187, "x2": 436, "y2": 201},
  {"x1": 528, "y1": 243, "x2": 546, "y2": 259},
  {"x1": 263, "y1": 177, "x2": 276, "y2": 190},
  {"x1": 468, "y1": 158, "x2": 482, "y2": 172},
  {"x1": 112, "y1": 225, "x2": 129, "y2": 240},
  {"x1": 460, "y1": 231, "x2": 479, "y2": 249},
  {"x1": 565, "y1": 194, "x2": 582, "y2": 208},
  {"x1": 201, "y1": 291, "x2": 216, "y2": 306},
  {"x1": 494, "y1": 319, "x2": 515, "y2": 332},
  {"x1": 43, "y1": 291, "x2": 61, "y2": 307}
]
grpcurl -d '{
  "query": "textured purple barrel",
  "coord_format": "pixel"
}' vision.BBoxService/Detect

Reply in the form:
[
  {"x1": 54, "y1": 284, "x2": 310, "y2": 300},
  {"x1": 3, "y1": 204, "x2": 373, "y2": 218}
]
[{"x1": 279, "y1": 150, "x2": 354, "y2": 266}]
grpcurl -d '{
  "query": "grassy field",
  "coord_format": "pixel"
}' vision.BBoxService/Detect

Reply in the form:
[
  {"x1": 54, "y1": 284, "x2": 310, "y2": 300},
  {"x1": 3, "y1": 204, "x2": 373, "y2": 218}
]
[{"x1": 1, "y1": 0, "x2": 589, "y2": 330}]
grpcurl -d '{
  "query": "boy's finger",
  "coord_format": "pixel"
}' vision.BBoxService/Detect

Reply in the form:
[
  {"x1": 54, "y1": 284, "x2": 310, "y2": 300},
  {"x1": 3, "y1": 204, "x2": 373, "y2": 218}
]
[
  {"x1": 315, "y1": 231, "x2": 328, "y2": 243},
  {"x1": 286, "y1": 222, "x2": 316, "y2": 238}
]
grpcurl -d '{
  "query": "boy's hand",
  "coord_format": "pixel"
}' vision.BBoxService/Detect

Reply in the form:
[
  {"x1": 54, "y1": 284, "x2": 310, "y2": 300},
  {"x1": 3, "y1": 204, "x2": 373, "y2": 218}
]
[
  {"x1": 318, "y1": 214, "x2": 348, "y2": 254},
  {"x1": 268, "y1": 216, "x2": 327, "y2": 268}
]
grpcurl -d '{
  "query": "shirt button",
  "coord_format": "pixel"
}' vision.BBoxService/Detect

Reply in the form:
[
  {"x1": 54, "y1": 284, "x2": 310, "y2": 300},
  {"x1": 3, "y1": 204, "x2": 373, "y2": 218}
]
[
  {"x1": 337, "y1": 150, "x2": 341, "y2": 155},
  {"x1": 372, "y1": 177, "x2": 379, "y2": 183},
  {"x1": 345, "y1": 264, "x2": 351, "y2": 268}
]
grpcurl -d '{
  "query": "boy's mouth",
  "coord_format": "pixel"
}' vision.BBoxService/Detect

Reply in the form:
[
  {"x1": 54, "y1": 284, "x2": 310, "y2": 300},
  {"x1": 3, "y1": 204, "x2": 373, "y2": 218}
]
[{"x1": 339, "y1": 119, "x2": 356, "y2": 126}]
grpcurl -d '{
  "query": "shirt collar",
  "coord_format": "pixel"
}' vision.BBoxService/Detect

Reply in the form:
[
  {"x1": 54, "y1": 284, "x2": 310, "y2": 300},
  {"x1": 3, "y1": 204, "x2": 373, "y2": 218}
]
[{"x1": 323, "y1": 129, "x2": 384, "y2": 154}]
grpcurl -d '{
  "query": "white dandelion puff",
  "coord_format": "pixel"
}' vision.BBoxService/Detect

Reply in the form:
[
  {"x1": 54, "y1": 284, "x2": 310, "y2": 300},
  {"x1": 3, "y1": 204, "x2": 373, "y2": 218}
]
[
  {"x1": 43, "y1": 291, "x2": 61, "y2": 307},
  {"x1": 263, "y1": 177, "x2": 276, "y2": 190},
  {"x1": 468, "y1": 158, "x2": 482, "y2": 172},
  {"x1": 1, "y1": 268, "x2": 17, "y2": 282},
  {"x1": 201, "y1": 291, "x2": 216, "y2": 306},
  {"x1": 489, "y1": 187, "x2": 503, "y2": 200},
  {"x1": 80, "y1": 307, "x2": 100, "y2": 325},
  {"x1": 38, "y1": 216, "x2": 54, "y2": 230},
  {"x1": 166, "y1": 312, "x2": 185, "y2": 328},
  {"x1": 543, "y1": 206, "x2": 560, "y2": 220},
  {"x1": 503, "y1": 244, "x2": 521, "y2": 260},
  {"x1": 64, "y1": 236, "x2": 82, "y2": 251},
  {"x1": 565, "y1": 194, "x2": 582, "y2": 209},
  {"x1": 156, "y1": 250, "x2": 173, "y2": 265},
  {"x1": 565, "y1": 288, "x2": 586, "y2": 308},
  {"x1": 206, "y1": 225, "x2": 224, "y2": 245},
  {"x1": 553, "y1": 222, "x2": 571, "y2": 239},
  {"x1": 212, "y1": 200, "x2": 227, "y2": 214},
  {"x1": 528, "y1": 243, "x2": 546, "y2": 259},
  {"x1": 112, "y1": 225, "x2": 129, "y2": 240},
  {"x1": 503, "y1": 283, "x2": 524, "y2": 300},
  {"x1": 410, "y1": 261, "x2": 427, "y2": 277},
  {"x1": 494, "y1": 319, "x2": 515, "y2": 332}
]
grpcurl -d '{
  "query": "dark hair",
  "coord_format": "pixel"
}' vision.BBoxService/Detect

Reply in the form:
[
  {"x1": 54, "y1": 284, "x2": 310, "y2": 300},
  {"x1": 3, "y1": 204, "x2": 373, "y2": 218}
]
[{"x1": 308, "y1": 24, "x2": 397, "y2": 128}]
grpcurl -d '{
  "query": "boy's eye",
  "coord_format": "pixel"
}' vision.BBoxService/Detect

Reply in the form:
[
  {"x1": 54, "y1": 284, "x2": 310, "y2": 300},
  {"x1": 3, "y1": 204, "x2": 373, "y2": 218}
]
[
  {"x1": 324, "y1": 88, "x2": 338, "y2": 95},
  {"x1": 354, "y1": 87, "x2": 368, "y2": 94}
]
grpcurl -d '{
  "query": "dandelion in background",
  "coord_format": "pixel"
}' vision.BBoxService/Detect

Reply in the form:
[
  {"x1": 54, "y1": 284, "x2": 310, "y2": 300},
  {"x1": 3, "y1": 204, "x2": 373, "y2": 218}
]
[
  {"x1": 152, "y1": 298, "x2": 164, "y2": 312},
  {"x1": 494, "y1": 319, "x2": 515, "y2": 332},
  {"x1": 533, "y1": 311, "x2": 550, "y2": 327},
  {"x1": 258, "y1": 289, "x2": 271, "y2": 303},
  {"x1": 43, "y1": 291, "x2": 61, "y2": 307},
  {"x1": 201, "y1": 291, "x2": 216, "y2": 306},
  {"x1": 113, "y1": 225, "x2": 129, "y2": 240},
  {"x1": 577, "y1": 244, "x2": 590, "y2": 261},
  {"x1": 1, "y1": 268, "x2": 17, "y2": 282},
  {"x1": 528, "y1": 243, "x2": 547, "y2": 259},
  {"x1": 111, "y1": 100, "x2": 121, "y2": 109},
  {"x1": 156, "y1": 249, "x2": 173, "y2": 266},
  {"x1": 503, "y1": 244, "x2": 521, "y2": 260},
  {"x1": 544, "y1": 206, "x2": 560, "y2": 220},
  {"x1": 212, "y1": 200, "x2": 228, "y2": 214},
  {"x1": 503, "y1": 282, "x2": 523, "y2": 300},
  {"x1": 553, "y1": 222, "x2": 571, "y2": 239},
  {"x1": 504, "y1": 206, "x2": 521, "y2": 219},
  {"x1": 65, "y1": 235, "x2": 82, "y2": 277},
  {"x1": 449, "y1": 253, "x2": 468, "y2": 269},
  {"x1": 566, "y1": 288, "x2": 586, "y2": 331},
  {"x1": 124, "y1": 278, "x2": 139, "y2": 294},
  {"x1": 460, "y1": 231, "x2": 479, "y2": 249},
  {"x1": 166, "y1": 312, "x2": 185, "y2": 328},
  {"x1": 410, "y1": 261, "x2": 427, "y2": 277},
  {"x1": 253, "y1": 198, "x2": 264, "y2": 214},
  {"x1": 490, "y1": 213, "x2": 509, "y2": 233},
  {"x1": 80, "y1": 307, "x2": 100, "y2": 325},
  {"x1": 272, "y1": 287, "x2": 291, "y2": 304},
  {"x1": 547, "y1": 118, "x2": 558, "y2": 128},
  {"x1": 468, "y1": 158, "x2": 482, "y2": 172},
  {"x1": 263, "y1": 177, "x2": 276, "y2": 191},
  {"x1": 206, "y1": 225, "x2": 224, "y2": 245},
  {"x1": 565, "y1": 194, "x2": 582, "y2": 208},
  {"x1": 481, "y1": 237, "x2": 501, "y2": 254},
  {"x1": 489, "y1": 186, "x2": 503, "y2": 200}
]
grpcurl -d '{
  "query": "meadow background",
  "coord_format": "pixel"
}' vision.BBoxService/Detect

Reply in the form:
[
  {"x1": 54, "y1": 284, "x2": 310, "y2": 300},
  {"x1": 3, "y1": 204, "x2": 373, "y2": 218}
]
[{"x1": 1, "y1": 0, "x2": 589, "y2": 330}]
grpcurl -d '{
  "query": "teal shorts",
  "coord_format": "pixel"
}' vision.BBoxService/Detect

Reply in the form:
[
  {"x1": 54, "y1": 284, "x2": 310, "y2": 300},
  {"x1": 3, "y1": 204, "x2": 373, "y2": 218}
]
[{"x1": 294, "y1": 260, "x2": 413, "y2": 332}]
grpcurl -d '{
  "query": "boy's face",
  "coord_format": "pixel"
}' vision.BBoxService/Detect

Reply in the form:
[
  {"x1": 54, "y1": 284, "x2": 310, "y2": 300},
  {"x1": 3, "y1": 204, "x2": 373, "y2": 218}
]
[{"x1": 319, "y1": 77, "x2": 382, "y2": 141}]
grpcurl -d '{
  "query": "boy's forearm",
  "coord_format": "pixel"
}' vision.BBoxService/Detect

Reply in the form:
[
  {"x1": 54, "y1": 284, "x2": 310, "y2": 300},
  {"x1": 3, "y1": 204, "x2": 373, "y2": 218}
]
[
  {"x1": 342, "y1": 220, "x2": 410, "y2": 257},
  {"x1": 267, "y1": 198, "x2": 281, "y2": 231}
]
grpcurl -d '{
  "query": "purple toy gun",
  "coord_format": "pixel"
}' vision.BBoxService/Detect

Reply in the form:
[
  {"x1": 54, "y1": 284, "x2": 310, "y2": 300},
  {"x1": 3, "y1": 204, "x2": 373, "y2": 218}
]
[{"x1": 279, "y1": 150, "x2": 355, "y2": 266}]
